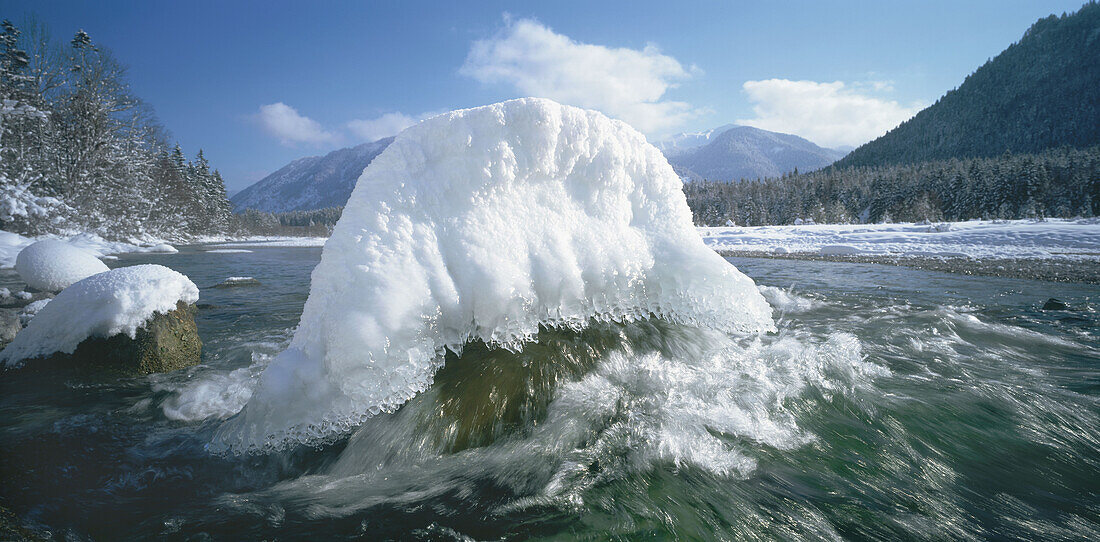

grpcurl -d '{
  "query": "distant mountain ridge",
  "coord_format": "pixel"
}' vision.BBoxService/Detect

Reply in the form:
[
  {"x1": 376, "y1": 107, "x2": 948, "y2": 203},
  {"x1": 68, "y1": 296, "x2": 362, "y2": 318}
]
[
  {"x1": 233, "y1": 125, "x2": 845, "y2": 213},
  {"x1": 835, "y1": 2, "x2": 1100, "y2": 168},
  {"x1": 660, "y1": 125, "x2": 846, "y2": 181},
  {"x1": 231, "y1": 138, "x2": 393, "y2": 213}
]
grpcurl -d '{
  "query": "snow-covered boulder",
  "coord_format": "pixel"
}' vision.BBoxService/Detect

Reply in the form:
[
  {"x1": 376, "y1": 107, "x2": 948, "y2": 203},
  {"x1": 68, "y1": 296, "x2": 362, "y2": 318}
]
[
  {"x1": 14, "y1": 239, "x2": 110, "y2": 292},
  {"x1": 0, "y1": 264, "x2": 201, "y2": 374},
  {"x1": 214, "y1": 97, "x2": 773, "y2": 453}
]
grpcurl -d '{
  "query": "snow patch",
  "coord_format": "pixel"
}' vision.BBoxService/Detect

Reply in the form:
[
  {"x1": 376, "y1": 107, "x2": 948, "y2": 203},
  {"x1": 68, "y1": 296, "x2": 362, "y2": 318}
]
[{"x1": 209, "y1": 237, "x2": 327, "y2": 248}]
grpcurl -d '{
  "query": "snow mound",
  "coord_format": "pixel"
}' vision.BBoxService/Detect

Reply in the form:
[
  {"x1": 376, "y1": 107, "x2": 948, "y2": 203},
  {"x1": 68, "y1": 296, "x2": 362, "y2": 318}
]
[
  {"x1": 0, "y1": 264, "x2": 199, "y2": 368},
  {"x1": 214, "y1": 98, "x2": 774, "y2": 453},
  {"x1": 15, "y1": 239, "x2": 110, "y2": 292}
]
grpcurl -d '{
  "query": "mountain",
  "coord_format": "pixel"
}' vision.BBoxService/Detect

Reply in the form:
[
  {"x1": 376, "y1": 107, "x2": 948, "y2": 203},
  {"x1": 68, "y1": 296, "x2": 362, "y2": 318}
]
[
  {"x1": 659, "y1": 125, "x2": 846, "y2": 181},
  {"x1": 654, "y1": 124, "x2": 737, "y2": 157},
  {"x1": 234, "y1": 125, "x2": 844, "y2": 213},
  {"x1": 231, "y1": 138, "x2": 393, "y2": 213},
  {"x1": 835, "y1": 2, "x2": 1100, "y2": 168}
]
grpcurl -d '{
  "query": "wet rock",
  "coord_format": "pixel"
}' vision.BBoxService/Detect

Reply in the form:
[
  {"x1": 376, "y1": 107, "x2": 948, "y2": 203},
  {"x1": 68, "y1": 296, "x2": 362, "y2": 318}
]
[
  {"x1": 1041, "y1": 298, "x2": 1070, "y2": 310},
  {"x1": 53, "y1": 301, "x2": 202, "y2": 376},
  {"x1": 0, "y1": 308, "x2": 20, "y2": 346}
]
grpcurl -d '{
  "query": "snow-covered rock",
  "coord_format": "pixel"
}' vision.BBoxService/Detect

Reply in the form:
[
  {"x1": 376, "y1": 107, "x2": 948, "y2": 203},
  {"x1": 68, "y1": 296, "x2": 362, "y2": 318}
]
[
  {"x1": 214, "y1": 98, "x2": 774, "y2": 453},
  {"x1": 214, "y1": 276, "x2": 261, "y2": 288},
  {"x1": 142, "y1": 243, "x2": 178, "y2": 254},
  {"x1": 0, "y1": 264, "x2": 199, "y2": 368},
  {"x1": 15, "y1": 239, "x2": 110, "y2": 292}
]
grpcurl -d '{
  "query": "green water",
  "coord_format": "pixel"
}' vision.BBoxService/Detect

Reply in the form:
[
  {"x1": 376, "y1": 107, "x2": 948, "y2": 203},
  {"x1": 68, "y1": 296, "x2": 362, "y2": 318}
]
[{"x1": 1, "y1": 247, "x2": 1097, "y2": 540}]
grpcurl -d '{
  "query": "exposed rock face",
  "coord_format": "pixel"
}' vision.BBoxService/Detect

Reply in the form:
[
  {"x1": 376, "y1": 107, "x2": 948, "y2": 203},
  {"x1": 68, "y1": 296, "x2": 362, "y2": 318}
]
[{"x1": 52, "y1": 301, "x2": 202, "y2": 376}]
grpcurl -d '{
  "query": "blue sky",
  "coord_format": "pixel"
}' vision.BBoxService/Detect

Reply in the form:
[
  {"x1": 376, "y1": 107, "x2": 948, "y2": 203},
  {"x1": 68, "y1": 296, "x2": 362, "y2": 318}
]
[{"x1": 0, "y1": 0, "x2": 1087, "y2": 192}]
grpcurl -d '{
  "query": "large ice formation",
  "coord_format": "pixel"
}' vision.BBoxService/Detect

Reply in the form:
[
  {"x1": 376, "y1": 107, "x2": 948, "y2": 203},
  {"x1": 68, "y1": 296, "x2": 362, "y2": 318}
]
[
  {"x1": 0, "y1": 264, "x2": 199, "y2": 368},
  {"x1": 214, "y1": 98, "x2": 773, "y2": 453}
]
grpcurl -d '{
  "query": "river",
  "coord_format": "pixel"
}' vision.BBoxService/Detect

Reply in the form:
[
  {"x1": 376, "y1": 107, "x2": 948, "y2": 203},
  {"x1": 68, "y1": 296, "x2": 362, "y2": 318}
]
[{"x1": 1, "y1": 246, "x2": 1097, "y2": 540}]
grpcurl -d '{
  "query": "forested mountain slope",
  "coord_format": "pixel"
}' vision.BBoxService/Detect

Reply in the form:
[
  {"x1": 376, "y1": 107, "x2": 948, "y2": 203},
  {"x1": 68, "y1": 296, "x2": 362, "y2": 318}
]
[
  {"x1": 835, "y1": 2, "x2": 1100, "y2": 168},
  {"x1": 231, "y1": 138, "x2": 392, "y2": 213}
]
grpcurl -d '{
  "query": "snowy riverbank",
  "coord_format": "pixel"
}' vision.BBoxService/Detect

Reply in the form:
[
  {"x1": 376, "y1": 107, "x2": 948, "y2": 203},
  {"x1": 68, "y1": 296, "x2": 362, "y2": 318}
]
[
  {"x1": 0, "y1": 232, "x2": 332, "y2": 269},
  {"x1": 699, "y1": 218, "x2": 1100, "y2": 261},
  {"x1": 0, "y1": 231, "x2": 179, "y2": 268}
]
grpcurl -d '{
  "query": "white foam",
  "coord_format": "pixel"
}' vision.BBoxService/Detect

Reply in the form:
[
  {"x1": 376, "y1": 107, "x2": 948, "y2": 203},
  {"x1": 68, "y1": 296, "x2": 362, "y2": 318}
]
[
  {"x1": 242, "y1": 329, "x2": 886, "y2": 516},
  {"x1": 758, "y1": 285, "x2": 819, "y2": 314},
  {"x1": 160, "y1": 363, "x2": 266, "y2": 422},
  {"x1": 214, "y1": 98, "x2": 773, "y2": 453}
]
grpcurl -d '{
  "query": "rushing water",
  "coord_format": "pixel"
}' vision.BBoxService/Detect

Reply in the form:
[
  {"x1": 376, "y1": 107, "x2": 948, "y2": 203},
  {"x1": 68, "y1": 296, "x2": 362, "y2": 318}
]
[{"x1": 1, "y1": 246, "x2": 1097, "y2": 540}]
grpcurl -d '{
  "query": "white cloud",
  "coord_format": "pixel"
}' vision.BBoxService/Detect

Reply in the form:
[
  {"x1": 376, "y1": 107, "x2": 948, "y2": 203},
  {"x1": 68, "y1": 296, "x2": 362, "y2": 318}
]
[
  {"x1": 737, "y1": 79, "x2": 922, "y2": 148},
  {"x1": 346, "y1": 112, "x2": 418, "y2": 142},
  {"x1": 257, "y1": 102, "x2": 338, "y2": 146},
  {"x1": 461, "y1": 17, "x2": 697, "y2": 135}
]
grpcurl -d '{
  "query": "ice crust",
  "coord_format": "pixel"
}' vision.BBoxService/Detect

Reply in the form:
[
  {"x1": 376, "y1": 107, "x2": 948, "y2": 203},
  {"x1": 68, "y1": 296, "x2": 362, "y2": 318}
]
[
  {"x1": 214, "y1": 98, "x2": 773, "y2": 453},
  {"x1": 0, "y1": 264, "x2": 199, "y2": 368},
  {"x1": 15, "y1": 239, "x2": 110, "y2": 292}
]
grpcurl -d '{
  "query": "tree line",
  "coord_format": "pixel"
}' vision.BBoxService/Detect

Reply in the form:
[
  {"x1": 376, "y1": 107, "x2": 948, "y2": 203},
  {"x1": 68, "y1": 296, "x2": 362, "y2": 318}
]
[
  {"x1": 0, "y1": 19, "x2": 232, "y2": 238},
  {"x1": 684, "y1": 146, "x2": 1100, "y2": 226},
  {"x1": 230, "y1": 207, "x2": 343, "y2": 237}
]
